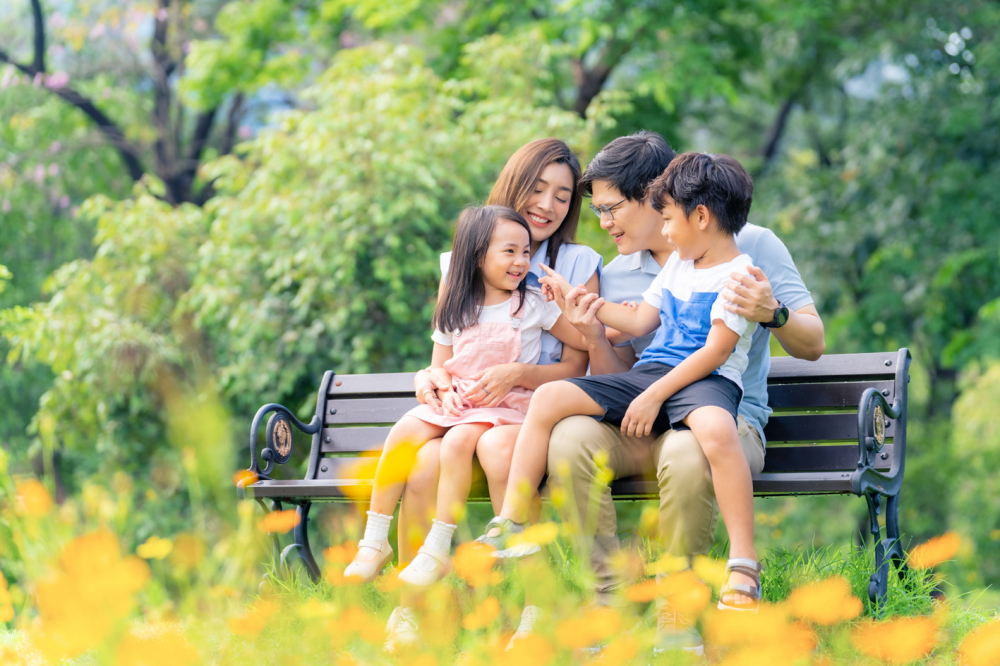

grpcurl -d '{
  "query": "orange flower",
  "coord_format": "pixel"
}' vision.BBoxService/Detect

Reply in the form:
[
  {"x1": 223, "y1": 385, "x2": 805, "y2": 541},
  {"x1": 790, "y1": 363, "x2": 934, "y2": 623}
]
[
  {"x1": 660, "y1": 570, "x2": 712, "y2": 618},
  {"x1": 506, "y1": 522, "x2": 559, "y2": 548},
  {"x1": 959, "y1": 619, "x2": 1000, "y2": 666},
  {"x1": 16, "y1": 479, "x2": 53, "y2": 517},
  {"x1": 233, "y1": 469, "x2": 258, "y2": 487},
  {"x1": 136, "y1": 536, "x2": 173, "y2": 560},
  {"x1": 625, "y1": 579, "x2": 662, "y2": 603},
  {"x1": 341, "y1": 456, "x2": 378, "y2": 500},
  {"x1": 258, "y1": 509, "x2": 300, "y2": 534},
  {"x1": 114, "y1": 622, "x2": 199, "y2": 665},
  {"x1": 703, "y1": 603, "x2": 796, "y2": 647},
  {"x1": 462, "y1": 597, "x2": 501, "y2": 630},
  {"x1": 374, "y1": 440, "x2": 422, "y2": 486},
  {"x1": 228, "y1": 599, "x2": 279, "y2": 636},
  {"x1": 555, "y1": 606, "x2": 621, "y2": 649},
  {"x1": 851, "y1": 616, "x2": 938, "y2": 664},
  {"x1": 334, "y1": 606, "x2": 383, "y2": 644},
  {"x1": 787, "y1": 576, "x2": 863, "y2": 625},
  {"x1": 909, "y1": 532, "x2": 961, "y2": 569},
  {"x1": 498, "y1": 634, "x2": 555, "y2": 666},
  {"x1": 170, "y1": 533, "x2": 206, "y2": 571},
  {"x1": 452, "y1": 542, "x2": 497, "y2": 587},
  {"x1": 603, "y1": 636, "x2": 639, "y2": 663},
  {"x1": 692, "y1": 555, "x2": 728, "y2": 591},
  {"x1": 324, "y1": 542, "x2": 359, "y2": 564}
]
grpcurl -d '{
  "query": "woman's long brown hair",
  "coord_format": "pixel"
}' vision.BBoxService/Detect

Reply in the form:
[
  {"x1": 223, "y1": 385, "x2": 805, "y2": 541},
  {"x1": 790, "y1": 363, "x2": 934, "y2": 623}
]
[{"x1": 486, "y1": 138, "x2": 582, "y2": 271}]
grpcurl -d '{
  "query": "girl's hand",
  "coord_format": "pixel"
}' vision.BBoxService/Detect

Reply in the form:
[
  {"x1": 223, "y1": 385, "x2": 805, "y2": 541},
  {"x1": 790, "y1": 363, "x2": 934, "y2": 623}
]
[
  {"x1": 621, "y1": 389, "x2": 665, "y2": 438},
  {"x1": 464, "y1": 364, "x2": 521, "y2": 407},
  {"x1": 415, "y1": 368, "x2": 450, "y2": 412},
  {"x1": 439, "y1": 389, "x2": 464, "y2": 417}
]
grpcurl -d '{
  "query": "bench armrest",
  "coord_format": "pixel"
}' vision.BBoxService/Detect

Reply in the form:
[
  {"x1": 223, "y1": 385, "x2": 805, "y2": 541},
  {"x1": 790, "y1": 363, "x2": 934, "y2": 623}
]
[
  {"x1": 238, "y1": 403, "x2": 322, "y2": 499},
  {"x1": 851, "y1": 348, "x2": 910, "y2": 498}
]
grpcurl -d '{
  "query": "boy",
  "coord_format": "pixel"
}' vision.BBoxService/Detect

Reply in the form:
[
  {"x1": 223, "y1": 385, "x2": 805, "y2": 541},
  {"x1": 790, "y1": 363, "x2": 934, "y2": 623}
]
[{"x1": 481, "y1": 152, "x2": 763, "y2": 609}]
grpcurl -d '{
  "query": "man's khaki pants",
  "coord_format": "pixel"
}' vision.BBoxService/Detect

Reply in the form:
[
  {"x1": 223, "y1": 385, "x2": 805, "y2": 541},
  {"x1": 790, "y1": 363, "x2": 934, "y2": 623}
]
[{"x1": 547, "y1": 415, "x2": 766, "y2": 606}]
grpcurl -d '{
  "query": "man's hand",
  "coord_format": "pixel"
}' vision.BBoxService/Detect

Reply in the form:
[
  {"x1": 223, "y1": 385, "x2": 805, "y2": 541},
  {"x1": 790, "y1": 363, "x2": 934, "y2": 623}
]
[
  {"x1": 722, "y1": 266, "x2": 779, "y2": 323},
  {"x1": 621, "y1": 388, "x2": 665, "y2": 438},
  {"x1": 414, "y1": 368, "x2": 450, "y2": 413},
  {"x1": 463, "y1": 363, "x2": 520, "y2": 407}
]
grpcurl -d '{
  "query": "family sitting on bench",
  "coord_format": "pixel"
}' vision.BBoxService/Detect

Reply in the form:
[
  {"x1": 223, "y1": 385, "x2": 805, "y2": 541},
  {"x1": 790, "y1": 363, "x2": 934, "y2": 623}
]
[{"x1": 343, "y1": 132, "x2": 826, "y2": 653}]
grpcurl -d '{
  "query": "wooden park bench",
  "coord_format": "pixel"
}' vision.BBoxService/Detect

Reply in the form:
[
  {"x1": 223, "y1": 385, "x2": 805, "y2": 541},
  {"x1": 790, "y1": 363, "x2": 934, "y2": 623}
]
[{"x1": 238, "y1": 348, "x2": 911, "y2": 605}]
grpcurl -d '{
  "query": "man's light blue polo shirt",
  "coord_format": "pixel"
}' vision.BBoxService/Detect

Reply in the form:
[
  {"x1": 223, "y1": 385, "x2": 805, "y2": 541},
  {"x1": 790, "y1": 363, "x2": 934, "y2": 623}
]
[{"x1": 598, "y1": 223, "x2": 814, "y2": 446}]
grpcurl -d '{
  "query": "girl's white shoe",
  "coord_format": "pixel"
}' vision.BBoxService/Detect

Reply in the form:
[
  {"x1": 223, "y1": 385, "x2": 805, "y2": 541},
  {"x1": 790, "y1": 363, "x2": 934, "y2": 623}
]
[
  {"x1": 344, "y1": 539, "x2": 393, "y2": 582},
  {"x1": 397, "y1": 546, "x2": 450, "y2": 586}
]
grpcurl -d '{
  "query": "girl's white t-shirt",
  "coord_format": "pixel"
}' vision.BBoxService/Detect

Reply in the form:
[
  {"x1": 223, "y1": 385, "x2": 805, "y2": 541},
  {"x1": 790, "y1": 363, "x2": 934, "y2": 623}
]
[{"x1": 431, "y1": 288, "x2": 562, "y2": 365}]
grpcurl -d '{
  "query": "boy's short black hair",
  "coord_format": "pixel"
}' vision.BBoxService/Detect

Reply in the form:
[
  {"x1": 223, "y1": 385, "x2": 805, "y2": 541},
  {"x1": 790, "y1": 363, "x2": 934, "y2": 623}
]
[
  {"x1": 579, "y1": 131, "x2": 676, "y2": 201},
  {"x1": 647, "y1": 152, "x2": 753, "y2": 236}
]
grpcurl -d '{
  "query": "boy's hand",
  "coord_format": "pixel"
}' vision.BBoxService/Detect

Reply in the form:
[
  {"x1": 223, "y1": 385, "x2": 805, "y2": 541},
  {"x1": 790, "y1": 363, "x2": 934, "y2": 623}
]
[
  {"x1": 439, "y1": 389, "x2": 464, "y2": 417},
  {"x1": 621, "y1": 389, "x2": 665, "y2": 438}
]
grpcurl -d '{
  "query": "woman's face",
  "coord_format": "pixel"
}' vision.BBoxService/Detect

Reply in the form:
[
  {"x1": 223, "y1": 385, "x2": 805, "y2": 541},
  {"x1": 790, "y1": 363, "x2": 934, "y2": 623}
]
[{"x1": 522, "y1": 162, "x2": 574, "y2": 243}]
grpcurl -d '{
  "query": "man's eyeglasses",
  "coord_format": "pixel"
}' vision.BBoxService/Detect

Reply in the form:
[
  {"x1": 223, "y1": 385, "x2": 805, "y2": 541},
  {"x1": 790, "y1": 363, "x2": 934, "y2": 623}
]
[{"x1": 588, "y1": 197, "x2": 627, "y2": 221}]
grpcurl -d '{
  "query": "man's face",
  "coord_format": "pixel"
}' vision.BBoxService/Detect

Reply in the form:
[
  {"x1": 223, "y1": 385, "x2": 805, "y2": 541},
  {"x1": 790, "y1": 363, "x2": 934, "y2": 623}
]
[{"x1": 591, "y1": 180, "x2": 664, "y2": 256}]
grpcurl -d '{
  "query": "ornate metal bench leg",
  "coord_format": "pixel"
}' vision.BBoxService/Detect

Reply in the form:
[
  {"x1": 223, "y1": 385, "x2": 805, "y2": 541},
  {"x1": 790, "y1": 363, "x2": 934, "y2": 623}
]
[
  {"x1": 884, "y1": 493, "x2": 912, "y2": 589},
  {"x1": 864, "y1": 492, "x2": 889, "y2": 610},
  {"x1": 278, "y1": 502, "x2": 322, "y2": 582}
]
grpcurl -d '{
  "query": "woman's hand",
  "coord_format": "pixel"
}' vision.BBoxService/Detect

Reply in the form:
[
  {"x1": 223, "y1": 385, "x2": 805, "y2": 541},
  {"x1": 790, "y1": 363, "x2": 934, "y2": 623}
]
[
  {"x1": 463, "y1": 363, "x2": 523, "y2": 407},
  {"x1": 414, "y1": 368, "x2": 451, "y2": 412},
  {"x1": 621, "y1": 389, "x2": 665, "y2": 438}
]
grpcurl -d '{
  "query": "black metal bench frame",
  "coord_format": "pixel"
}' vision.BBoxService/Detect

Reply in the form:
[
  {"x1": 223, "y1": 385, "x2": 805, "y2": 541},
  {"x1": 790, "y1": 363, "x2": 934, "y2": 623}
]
[{"x1": 238, "y1": 348, "x2": 911, "y2": 606}]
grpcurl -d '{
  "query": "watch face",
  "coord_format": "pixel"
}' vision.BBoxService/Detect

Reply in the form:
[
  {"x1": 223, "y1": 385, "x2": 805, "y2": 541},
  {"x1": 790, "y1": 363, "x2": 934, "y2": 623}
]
[{"x1": 775, "y1": 305, "x2": 789, "y2": 327}]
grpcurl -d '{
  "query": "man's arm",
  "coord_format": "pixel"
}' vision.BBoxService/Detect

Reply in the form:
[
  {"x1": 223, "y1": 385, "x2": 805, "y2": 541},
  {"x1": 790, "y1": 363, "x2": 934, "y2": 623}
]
[{"x1": 723, "y1": 266, "x2": 825, "y2": 361}]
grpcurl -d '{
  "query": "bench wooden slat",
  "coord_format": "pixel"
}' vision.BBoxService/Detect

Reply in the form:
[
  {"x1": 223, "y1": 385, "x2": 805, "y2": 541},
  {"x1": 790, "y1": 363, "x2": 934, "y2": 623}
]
[
  {"x1": 322, "y1": 427, "x2": 392, "y2": 453},
  {"x1": 326, "y1": 397, "x2": 420, "y2": 425},
  {"x1": 762, "y1": 443, "x2": 892, "y2": 472},
  {"x1": 764, "y1": 413, "x2": 894, "y2": 442},
  {"x1": 767, "y1": 352, "x2": 899, "y2": 384},
  {"x1": 767, "y1": 381, "x2": 893, "y2": 411},
  {"x1": 329, "y1": 373, "x2": 416, "y2": 396}
]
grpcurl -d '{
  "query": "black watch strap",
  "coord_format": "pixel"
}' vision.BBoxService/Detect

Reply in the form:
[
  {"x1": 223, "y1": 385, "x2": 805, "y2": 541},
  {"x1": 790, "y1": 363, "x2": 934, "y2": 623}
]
[{"x1": 762, "y1": 302, "x2": 789, "y2": 329}]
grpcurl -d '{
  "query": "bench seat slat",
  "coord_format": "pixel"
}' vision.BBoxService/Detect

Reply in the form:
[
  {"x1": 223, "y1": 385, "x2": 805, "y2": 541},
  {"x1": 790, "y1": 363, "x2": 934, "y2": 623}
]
[
  {"x1": 322, "y1": 427, "x2": 392, "y2": 453},
  {"x1": 762, "y1": 443, "x2": 892, "y2": 472},
  {"x1": 767, "y1": 352, "x2": 898, "y2": 384},
  {"x1": 764, "y1": 413, "x2": 894, "y2": 442},
  {"x1": 329, "y1": 373, "x2": 416, "y2": 396},
  {"x1": 326, "y1": 397, "x2": 420, "y2": 425}
]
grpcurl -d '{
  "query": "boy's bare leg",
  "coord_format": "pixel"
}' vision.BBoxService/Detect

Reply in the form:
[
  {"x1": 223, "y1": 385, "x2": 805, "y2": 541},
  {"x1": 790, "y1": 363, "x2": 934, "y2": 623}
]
[
  {"x1": 498, "y1": 381, "x2": 605, "y2": 525},
  {"x1": 683, "y1": 406, "x2": 757, "y2": 604},
  {"x1": 436, "y1": 423, "x2": 493, "y2": 524},
  {"x1": 369, "y1": 416, "x2": 448, "y2": 516}
]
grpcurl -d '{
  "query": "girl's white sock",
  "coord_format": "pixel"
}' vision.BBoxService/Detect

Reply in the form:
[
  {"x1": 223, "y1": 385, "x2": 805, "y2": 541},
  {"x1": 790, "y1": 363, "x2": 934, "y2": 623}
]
[
  {"x1": 407, "y1": 519, "x2": 457, "y2": 572},
  {"x1": 363, "y1": 510, "x2": 393, "y2": 544}
]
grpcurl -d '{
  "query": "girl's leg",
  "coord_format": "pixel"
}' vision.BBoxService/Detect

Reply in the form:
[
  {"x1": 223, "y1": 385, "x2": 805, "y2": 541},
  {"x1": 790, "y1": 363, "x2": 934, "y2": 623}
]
[
  {"x1": 683, "y1": 407, "x2": 757, "y2": 604},
  {"x1": 476, "y1": 425, "x2": 520, "y2": 515},
  {"x1": 346, "y1": 417, "x2": 446, "y2": 582},
  {"x1": 436, "y1": 423, "x2": 493, "y2": 524},
  {"x1": 369, "y1": 416, "x2": 447, "y2": 516},
  {"x1": 398, "y1": 438, "x2": 441, "y2": 609},
  {"x1": 499, "y1": 381, "x2": 604, "y2": 524}
]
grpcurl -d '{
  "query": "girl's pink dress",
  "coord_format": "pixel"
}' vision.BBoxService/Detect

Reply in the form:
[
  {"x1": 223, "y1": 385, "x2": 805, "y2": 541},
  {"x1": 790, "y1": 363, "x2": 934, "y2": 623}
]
[{"x1": 406, "y1": 295, "x2": 533, "y2": 427}]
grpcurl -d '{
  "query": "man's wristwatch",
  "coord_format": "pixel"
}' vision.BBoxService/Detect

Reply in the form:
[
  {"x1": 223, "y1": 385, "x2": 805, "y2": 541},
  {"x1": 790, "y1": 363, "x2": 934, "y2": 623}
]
[{"x1": 761, "y1": 302, "x2": 789, "y2": 329}]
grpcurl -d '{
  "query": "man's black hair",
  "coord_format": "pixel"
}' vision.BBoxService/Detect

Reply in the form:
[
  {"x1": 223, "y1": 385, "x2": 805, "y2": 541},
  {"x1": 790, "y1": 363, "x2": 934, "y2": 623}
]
[
  {"x1": 648, "y1": 152, "x2": 753, "y2": 237},
  {"x1": 578, "y1": 130, "x2": 676, "y2": 201}
]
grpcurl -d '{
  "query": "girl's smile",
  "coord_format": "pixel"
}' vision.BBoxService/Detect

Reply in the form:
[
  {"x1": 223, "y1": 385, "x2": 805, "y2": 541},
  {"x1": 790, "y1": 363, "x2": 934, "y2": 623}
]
[{"x1": 482, "y1": 219, "x2": 531, "y2": 303}]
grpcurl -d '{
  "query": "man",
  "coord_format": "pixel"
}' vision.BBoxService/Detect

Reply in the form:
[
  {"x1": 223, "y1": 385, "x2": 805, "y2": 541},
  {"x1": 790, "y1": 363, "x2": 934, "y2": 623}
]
[{"x1": 547, "y1": 131, "x2": 824, "y2": 652}]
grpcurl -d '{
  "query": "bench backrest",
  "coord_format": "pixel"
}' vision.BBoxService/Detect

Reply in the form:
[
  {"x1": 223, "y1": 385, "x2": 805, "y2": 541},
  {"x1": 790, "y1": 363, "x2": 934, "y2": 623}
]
[{"x1": 304, "y1": 349, "x2": 909, "y2": 498}]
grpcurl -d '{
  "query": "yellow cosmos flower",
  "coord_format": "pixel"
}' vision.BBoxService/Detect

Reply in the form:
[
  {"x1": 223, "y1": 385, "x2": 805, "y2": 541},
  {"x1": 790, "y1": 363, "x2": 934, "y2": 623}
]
[
  {"x1": 332, "y1": 606, "x2": 383, "y2": 644},
  {"x1": 341, "y1": 456, "x2": 378, "y2": 500},
  {"x1": 497, "y1": 634, "x2": 555, "y2": 666},
  {"x1": 453, "y1": 542, "x2": 498, "y2": 587},
  {"x1": 555, "y1": 606, "x2": 621, "y2": 649},
  {"x1": 692, "y1": 555, "x2": 728, "y2": 591},
  {"x1": 462, "y1": 596, "x2": 501, "y2": 630},
  {"x1": 374, "y1": 440, "x2": 422, "y2": 486},
  {"x1": 603, "y1": 635, "x2": 639, "y2": 663},
  {"x1": 232, "y1": 469, "x2": 258, "y2": 487},
  {"x1": 958, "y1": 618, "x2": 1000, "y2": 666},
  {"x1": 646, "y1": 554, "x2": 689, "y2": 576},
  {"x1": 114, "y1": 622, "x2": 199, "y2": 665},
  {"x1": 506, "y1": 522, "x2": 559, "y2": 548},
  {"x1": 625, "y1": 579, "x2": 662, "y2": 603},
  {"x1": 170, "y1": 533, "x2": 206, "y2": 570},
  {"x1": 228, "y1": 599, "x2": 279, "y2": 636},
  {"x1": 324, "y1": 541, "x2": 359, "y2": 564},
  {"x1": 16, "y1": 478, "x2": 53, "y2": 517},
  {"x1": 851, "y1": 616, "x2": 938, "y2": 664},
  {"x1": 259, "y1": 509, "x2": 300, "y2": 534},
  {"x1": 136, "y1": 535, "x2": 173, "y2": 560},
  {"x1": 909, "y1": 532, "x2": 961, "y2": 569},
  {"x1": 703, "y1": 602, "x2": 795, "y2": 647},
  {"x1": 787, "y1": 576, "x2": 863, "y2": 625}
]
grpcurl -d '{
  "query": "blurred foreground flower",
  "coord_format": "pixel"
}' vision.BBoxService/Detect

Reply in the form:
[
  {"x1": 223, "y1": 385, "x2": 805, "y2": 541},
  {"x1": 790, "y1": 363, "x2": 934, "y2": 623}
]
[
  {"x1": 453, "y1": 541, "x2": 499, "y2": 587},
  {"x1": 555, "y1": 606, "x2": 621, "y2": 649},
  {"x1": 228, "y1": 599, "x2": 279, "y2": 636},
  {"x1": 704, "y1": 602, "x2": 815, "y2": 660},
  {"x1": 497, "y1": 634, "x2": 555, "y2": 666},
  {"x1": 28, "y1": 530, "x2": 150, "y2": 662},
  {"x1": 170, "y1": 533, "x2": 206, "y2": 570},
  {"x1": 331, "y1": 606, "x2": 383, "y2": 646},
  {"x1": 787, "y1": 576, "x2": 863, "y2": 625},
  {"x1": 375, "y1": 440, "x2": 421, "y2": 485},
  {"x1": 625, "y1": 570, "x2": 710, "y2": 617},
  {"x1": 137, "y1": 535, "x2": 174, "y2": 560},
  {"x1": 909, "y1": 531, "x2": 961, "y2": 569},
  {"x1": 692, "y1": 555, "x2": 728, "y2": 591},
  {"x1": 16, "y1": 478, "x2": 53, "y2": 517},
  {"x1": 324, "y1": 541, "x2": 359, "y2": 564},
  {"x1": 259, "y1": 509, "x2": 300, "y2": 533},
  {"x1": 115, "y1": 622, "x2": 199, "y2": 665},
  {"x1": 851, "y1": 616, "x2": 938, "y2": 664},
  {"x1": 341, "y1": 456, "x2": 378, "y2": 500},
  {"x1": 463, "y1": 596, "x2": 500, "y2": 630},
  {"x1": 506, "y1": 522, "x2": 559, "y2": 548},
  {"x1": 233, "y1": 469, "x2": 258, "y2": 487},
  {"x1": 959, "y1": 618, "x2": 1000, "y2": 666}
]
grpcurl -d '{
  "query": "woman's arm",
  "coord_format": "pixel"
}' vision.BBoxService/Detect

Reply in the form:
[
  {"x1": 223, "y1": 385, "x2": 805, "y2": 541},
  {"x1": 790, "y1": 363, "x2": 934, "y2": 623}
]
[{"x1": 621, "y1": 322, "x2": 739, "y2": 437}]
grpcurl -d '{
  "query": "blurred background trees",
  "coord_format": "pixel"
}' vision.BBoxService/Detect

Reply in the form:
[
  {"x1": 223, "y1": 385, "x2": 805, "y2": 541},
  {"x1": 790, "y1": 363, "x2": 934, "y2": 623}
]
[{"x1": 2, "y1": 0, "x2": 999, "y2": 594}]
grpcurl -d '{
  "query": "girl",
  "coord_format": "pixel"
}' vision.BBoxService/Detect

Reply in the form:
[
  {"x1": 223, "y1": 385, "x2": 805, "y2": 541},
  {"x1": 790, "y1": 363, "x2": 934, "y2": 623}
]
[
  {"x1": 345, "y1": 205, "x2": 586, "y2": 586},
  {"x1": 383, "y1": 139, "x2": 602, "y2": 651}
]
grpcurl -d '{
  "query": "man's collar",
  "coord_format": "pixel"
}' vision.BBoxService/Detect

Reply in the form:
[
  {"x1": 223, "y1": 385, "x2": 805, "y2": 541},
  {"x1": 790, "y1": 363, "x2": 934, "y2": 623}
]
[{"x1": 627, "y1": 249, "x2": 662, "y2": 274}]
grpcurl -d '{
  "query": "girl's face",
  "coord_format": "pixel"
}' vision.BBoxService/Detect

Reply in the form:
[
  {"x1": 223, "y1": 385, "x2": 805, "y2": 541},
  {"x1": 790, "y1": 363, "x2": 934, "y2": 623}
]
[
  {"x1": 522, "y1": 162, "x2": 574, "y2": 243},
  {"x1": 481, "y1": 219, "x2": 531, "y2": 294}
]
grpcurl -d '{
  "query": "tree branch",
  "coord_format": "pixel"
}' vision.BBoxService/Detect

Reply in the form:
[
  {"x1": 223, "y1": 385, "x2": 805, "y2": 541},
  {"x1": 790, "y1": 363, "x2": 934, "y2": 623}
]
[
  {"x1": 758, "y1": 94, "x2": 797, "y2": 175},
  {"x1": 219, "y1": 92, "x2": 245, "y2": 158},
  {"x1": 186, "y1": 107, "x2": 218, "y2": 164},
  {"x1": 30, "y1": 0, "x2": 46, "y2": 72}
]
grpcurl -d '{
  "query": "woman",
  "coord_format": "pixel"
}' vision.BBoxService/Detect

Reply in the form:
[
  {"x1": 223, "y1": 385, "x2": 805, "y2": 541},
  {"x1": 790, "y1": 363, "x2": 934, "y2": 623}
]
[{"x1": 383, "y1": 138, "x2": 601, "y2": 651}]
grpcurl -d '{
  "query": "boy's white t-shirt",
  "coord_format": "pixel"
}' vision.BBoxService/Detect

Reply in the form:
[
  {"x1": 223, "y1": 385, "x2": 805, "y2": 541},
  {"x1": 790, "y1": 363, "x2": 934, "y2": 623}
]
[
  {"x1": 638, "y1": 252, "x2": 755, "y2": 389},
  {"x1": 431, "y1": 288, "x2": 562, "y2": 365}
]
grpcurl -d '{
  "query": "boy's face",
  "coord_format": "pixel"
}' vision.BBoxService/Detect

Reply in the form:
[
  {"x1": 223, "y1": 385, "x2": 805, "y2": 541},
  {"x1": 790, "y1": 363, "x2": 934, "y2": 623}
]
[
  {"x1": 591, "y1": 180, "x2": 665, "y2": 256},
  {"x1": 659, "y1": 195, "x2": 705, "y2": 261}
]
